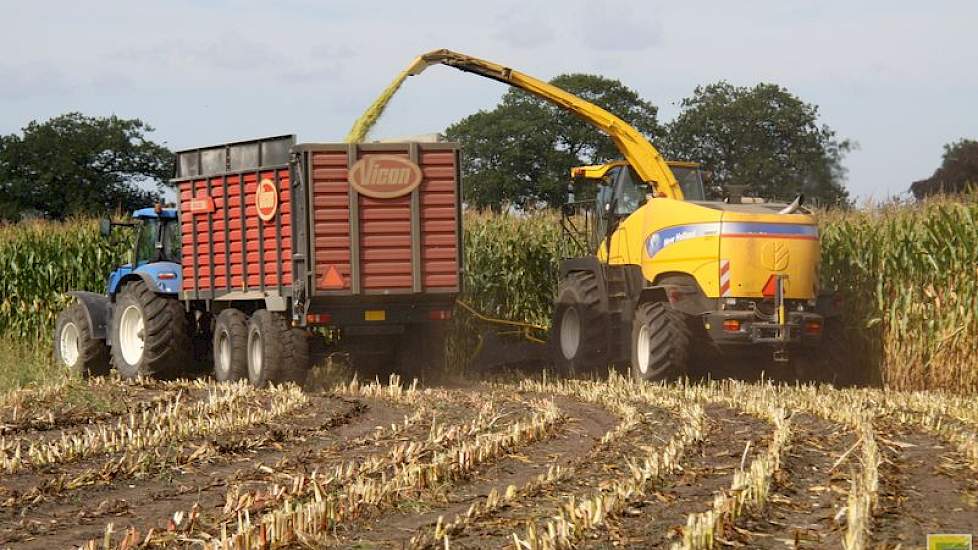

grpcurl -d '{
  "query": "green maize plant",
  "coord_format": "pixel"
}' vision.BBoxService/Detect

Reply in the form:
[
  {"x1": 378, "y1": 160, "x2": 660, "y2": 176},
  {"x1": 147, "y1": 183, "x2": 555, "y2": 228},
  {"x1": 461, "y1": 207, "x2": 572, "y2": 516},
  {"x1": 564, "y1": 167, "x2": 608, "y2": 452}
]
[
  {"x1": 819, "y1": 197, "x2": 978, "y2": 393},
  {"x1": 0, "y1": 219, "x2": 129, "y2": 340}
]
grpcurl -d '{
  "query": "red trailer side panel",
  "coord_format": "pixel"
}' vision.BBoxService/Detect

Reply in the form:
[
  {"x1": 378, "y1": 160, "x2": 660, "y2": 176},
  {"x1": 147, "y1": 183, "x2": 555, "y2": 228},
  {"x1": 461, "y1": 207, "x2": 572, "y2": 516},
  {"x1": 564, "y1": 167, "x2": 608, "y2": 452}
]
[
  {"x1": 304, "y1": 143, "x2": 460, "y2": 296},
  {"x1": 179, "y1": 167, "x2": 292, "y2": 294}
]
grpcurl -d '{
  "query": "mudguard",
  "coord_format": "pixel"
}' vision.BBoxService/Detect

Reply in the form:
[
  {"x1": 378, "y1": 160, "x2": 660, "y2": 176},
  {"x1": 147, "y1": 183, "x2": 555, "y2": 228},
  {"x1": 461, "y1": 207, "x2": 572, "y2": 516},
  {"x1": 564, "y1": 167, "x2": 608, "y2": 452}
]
[{"x1": 67, "y1": 291, "x2": 111, "y2": 340}]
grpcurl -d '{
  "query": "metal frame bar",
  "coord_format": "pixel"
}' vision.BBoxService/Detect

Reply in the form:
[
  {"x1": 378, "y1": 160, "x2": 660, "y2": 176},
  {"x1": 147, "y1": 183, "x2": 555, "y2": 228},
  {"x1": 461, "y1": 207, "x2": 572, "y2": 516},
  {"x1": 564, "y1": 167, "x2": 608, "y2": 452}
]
[
  {"x1": 347, "y1": 143, "x2": 362, "y2": 295},
  {"x1": 409, "y1": 142, "x2": 423, "y2": 293}
]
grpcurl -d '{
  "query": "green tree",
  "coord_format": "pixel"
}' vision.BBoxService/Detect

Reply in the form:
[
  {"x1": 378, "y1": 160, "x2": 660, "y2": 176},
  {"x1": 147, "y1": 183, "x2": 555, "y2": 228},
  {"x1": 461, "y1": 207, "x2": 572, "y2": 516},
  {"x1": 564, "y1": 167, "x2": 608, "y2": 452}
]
[
  {"x1": 445, "y1": 74, "x2": 663, "y2": 209},
  {"x1": 0, "y1": 113, "x2": 173, "y2": 221},
  {"x1": 910, "y1": 139, "x2": 978, "y2": 199},
  {"x1": 664, "y1": 82, "x2": 851, "y2": 205}
]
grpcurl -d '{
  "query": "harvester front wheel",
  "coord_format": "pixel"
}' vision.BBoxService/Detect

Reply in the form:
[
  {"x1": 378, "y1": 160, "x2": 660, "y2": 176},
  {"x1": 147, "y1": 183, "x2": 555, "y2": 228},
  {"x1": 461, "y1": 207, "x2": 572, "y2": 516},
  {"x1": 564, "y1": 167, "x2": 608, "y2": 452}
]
[
  {"x1": 551, "y1": 271, "x2": 605, "y2": 375},
  {"x1": 213, "y1": 308, "x2": 248, "y2": 382},
  {"x1": 630, "y1": 302, "x2": 690, "y2": 382},
  {"x1": 111, "y1": 281, "x2": 191, "y2": 380},
  {"x1": 54, "y1": 301, "x2": 110, "y2": 377}
]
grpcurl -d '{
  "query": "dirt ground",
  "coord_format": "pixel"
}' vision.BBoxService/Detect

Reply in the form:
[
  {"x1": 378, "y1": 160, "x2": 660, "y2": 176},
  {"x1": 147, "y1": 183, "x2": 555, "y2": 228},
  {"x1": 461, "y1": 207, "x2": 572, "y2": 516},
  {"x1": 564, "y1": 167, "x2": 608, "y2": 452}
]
[{"x1": 0, "y1": 372, "x2": 974, "y2": 550}]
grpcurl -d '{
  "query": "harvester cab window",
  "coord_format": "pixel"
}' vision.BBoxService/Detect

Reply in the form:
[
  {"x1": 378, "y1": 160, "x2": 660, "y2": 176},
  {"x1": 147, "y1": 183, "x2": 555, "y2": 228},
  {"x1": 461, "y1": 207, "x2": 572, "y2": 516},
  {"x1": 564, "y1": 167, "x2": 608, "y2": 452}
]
[
  {"x1": 613, "y1": 167, "x2": 647, "y2": 215},
  {"x1": 671, "y1": 165, "x2": 707, "y2": 201}
]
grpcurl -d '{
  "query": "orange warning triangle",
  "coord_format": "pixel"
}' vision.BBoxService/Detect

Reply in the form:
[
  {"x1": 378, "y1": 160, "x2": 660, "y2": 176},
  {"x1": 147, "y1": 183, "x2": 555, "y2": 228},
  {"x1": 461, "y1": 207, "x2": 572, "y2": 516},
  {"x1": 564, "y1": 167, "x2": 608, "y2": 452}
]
[{"x1": 321, "y1": 265, "x2": 345, "y2": 289}]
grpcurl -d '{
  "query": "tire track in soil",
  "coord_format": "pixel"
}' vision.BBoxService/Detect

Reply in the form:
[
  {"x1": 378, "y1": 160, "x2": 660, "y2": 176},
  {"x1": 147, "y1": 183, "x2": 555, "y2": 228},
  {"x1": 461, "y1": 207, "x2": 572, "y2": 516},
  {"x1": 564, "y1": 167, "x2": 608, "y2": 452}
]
[
  {"x1": 0, "y1": 394, "x2": 385, "y2": 549},
  {"x1": 872, "y1": 418, "x2": 978, "y2": 549},
  {"x1": 581, "y1": 403, "x2": 770, "y2": 549},
  {"x1": 736, "y1": 413, "x2": 855, "y2": 548},
  {"x1": 340, "y1": 395, "x2": 621, "y2": 549}
]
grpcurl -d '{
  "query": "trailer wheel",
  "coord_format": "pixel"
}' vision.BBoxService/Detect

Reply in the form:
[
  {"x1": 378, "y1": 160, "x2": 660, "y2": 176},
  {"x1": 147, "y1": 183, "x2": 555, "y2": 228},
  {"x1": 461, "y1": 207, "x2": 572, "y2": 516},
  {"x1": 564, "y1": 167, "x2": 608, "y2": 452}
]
[
  {"x1": 551, "y1": 271, "x2": 605, "y2": 375},
  {"x1": 246, "y1": 310, "x2": 290, "y2": 387},
  {"x1": 111, "y1": 281, "x2": 190, "y2": 380},
  {"x1": 54, "y1": 301, "x2": 110, "y2": 377},
  {"x1": 213, "y1": 309, "x2": 248, "y2": 382},
  {"x1": 630, "y1": 302, "x2": 690, "y2": 382},
  {"x1": 279, "y1": 328, "x2": 312, "y2": 386}
]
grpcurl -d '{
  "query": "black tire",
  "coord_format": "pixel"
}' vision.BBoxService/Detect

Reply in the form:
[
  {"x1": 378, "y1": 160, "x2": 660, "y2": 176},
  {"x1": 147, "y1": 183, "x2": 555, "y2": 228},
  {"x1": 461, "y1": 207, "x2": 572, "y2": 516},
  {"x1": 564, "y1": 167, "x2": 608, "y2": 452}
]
[
  {"x1": 630, "y1": 302, "x2": 690, "y2": 382},
  {"x1": 110, "y1": 281, "x2": 191, "y2": 379},
  {"x1": 397, "y1": 322, "x2": 448, "y2": 379},
  {"x1": 551, "y1": 271, "x2": 605, "y2": 375},
  {"x1": 795, "y1": 318, "x2": 866, "y2": 387},
  {"x1": 279, "y1": 328, "x2": 312, "y2": 386},
  {"x1": 213, "y1": 308, "x2": 248, "y2": 382},
  {"x1": 54, "y1": 301, "x2": 110, "y2": 377},
  {"x1": 246, "y1": 309, "x2": 291, "y2": 387}
]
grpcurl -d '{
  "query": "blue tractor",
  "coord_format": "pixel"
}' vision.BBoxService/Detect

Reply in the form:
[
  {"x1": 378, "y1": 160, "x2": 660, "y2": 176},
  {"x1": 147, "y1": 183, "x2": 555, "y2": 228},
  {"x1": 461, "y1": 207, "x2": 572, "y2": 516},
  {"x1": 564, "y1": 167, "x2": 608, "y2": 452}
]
[{"x1": 54, "y1": 206, "x2": 194, "y2": 379}]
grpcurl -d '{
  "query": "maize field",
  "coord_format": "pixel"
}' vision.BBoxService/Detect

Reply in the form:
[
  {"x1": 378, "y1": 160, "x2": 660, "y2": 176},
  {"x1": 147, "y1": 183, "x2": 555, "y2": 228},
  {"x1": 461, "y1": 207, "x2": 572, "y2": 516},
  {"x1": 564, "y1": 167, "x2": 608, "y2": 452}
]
[{"x1": 0, "y1": 374, "x2": 973, "y2": 549}]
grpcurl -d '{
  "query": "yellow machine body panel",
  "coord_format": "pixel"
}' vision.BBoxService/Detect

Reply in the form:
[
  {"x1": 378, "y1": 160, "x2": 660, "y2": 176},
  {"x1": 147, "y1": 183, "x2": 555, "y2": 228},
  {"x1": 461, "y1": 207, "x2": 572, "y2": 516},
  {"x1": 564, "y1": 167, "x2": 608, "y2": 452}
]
[
  {"x1": 406, "y1": 49, "x2": 821, "y2": 304},
  {"x1": 598, "y1": 200, "x2": 819, "y2": 300}
]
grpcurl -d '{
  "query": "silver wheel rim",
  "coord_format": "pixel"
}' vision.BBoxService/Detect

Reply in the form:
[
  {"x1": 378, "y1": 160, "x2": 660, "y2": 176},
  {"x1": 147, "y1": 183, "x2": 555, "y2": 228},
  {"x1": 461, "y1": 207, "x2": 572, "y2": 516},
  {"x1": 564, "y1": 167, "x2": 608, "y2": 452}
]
[
  {"x1": 119, "y1": 305, "x2": 145, "y2": 365},
  {"x1": 560, "y1": 307, "x2": 581, "y2": 360},
  {"x1": 60, "y1": 322, "x2": 80, "y2": 367},
  {"x1": 637, "y1": 324, "x2": 651, "y2": 375},
  {"x1": 248, "y1": 328, "x2": 263, "y2": 382},
  {"x1": 217, "y1": 330, "x2": 231, "y2": 376}
]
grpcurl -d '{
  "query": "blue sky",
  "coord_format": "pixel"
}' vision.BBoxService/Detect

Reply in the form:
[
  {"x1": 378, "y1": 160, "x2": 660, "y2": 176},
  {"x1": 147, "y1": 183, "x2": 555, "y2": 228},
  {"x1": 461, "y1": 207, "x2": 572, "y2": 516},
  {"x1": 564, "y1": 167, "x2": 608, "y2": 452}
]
[{"x1": 2, "y1": 0, "x2": 976, "y2": 201}]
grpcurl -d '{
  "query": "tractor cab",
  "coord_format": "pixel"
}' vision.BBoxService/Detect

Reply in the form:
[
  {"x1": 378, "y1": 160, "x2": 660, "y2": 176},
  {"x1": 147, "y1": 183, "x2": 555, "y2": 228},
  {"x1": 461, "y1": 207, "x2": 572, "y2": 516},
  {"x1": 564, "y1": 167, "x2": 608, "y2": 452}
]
[{"x1": 101, "y1": 206, "x2": 182, "y2": 297}]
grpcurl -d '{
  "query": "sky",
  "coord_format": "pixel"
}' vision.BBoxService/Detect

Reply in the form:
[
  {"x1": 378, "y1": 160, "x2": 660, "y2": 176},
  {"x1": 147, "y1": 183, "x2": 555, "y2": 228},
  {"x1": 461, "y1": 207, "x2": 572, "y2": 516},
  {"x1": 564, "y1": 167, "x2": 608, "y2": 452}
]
[{"x1": 1, "y1": 0, "x2": 976, "y2": 201}]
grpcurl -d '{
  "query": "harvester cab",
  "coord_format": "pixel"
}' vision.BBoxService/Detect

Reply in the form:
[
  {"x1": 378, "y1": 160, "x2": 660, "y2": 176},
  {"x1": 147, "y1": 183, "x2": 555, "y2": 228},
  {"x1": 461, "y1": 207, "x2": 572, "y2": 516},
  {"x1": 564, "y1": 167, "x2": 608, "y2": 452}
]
[{"x1": 405, "y1": 48, "x2": 834, "y2": 381}]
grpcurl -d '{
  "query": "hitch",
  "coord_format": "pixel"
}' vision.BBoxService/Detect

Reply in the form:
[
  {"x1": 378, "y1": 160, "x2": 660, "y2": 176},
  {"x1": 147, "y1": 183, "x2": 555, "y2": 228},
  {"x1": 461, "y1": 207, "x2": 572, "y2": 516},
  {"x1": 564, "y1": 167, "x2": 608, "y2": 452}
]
[{"x1": 772, "y1": 274, "x2": 790, "y2": 363}]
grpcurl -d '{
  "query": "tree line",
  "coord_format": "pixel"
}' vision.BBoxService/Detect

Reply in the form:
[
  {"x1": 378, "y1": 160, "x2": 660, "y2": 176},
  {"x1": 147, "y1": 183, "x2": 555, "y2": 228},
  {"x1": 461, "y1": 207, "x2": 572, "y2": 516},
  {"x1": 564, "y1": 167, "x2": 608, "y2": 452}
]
[{"x1": 1, "y1": 78, "x2": 974, "y2": 221}]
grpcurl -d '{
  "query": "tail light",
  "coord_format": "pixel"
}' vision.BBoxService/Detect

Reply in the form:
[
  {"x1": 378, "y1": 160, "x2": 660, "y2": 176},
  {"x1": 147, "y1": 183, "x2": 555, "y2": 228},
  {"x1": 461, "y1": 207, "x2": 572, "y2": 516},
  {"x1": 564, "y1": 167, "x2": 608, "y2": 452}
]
[
  {"x1": 804, "y1": 320, "x2": 823, "y2": 335},
  {"x1": 306, "y1": 313, "x2": 332, "y2": 325},
  {"x1": 428, "y1": 309, "x2": 452, "y2": 321},
  {"x1": 157, "y1": 272, "x2": 177, "y2": 280},
  {"x1": 722, "y1": 319, "x2": 741, "y2": 332}
]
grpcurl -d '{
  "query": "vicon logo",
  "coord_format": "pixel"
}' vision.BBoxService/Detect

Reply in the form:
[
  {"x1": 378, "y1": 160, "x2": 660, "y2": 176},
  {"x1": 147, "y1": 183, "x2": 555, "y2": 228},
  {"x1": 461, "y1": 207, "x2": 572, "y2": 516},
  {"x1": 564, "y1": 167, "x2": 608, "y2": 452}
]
[{"x1": 348, "y1": 155, "x2": 423, "y2": 199}]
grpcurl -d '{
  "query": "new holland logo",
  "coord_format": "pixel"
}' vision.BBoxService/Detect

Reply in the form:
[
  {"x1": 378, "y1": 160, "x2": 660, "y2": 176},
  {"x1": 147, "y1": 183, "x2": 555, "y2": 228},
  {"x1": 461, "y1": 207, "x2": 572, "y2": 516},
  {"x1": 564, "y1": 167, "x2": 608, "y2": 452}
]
[
  {"x1": 761, "y1": 241, "x2": 790, "y2": 271},
  {"x1": 348, "y1": 155, "x2": 423, "y2": 199}
]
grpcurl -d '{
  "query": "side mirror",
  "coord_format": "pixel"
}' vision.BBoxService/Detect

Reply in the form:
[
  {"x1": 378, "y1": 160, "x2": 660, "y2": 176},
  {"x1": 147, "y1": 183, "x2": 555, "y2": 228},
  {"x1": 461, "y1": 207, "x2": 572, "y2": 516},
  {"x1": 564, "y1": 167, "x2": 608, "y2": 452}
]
[{"x1": 99, "y1": 218, "x2": 112, "y2": 238}]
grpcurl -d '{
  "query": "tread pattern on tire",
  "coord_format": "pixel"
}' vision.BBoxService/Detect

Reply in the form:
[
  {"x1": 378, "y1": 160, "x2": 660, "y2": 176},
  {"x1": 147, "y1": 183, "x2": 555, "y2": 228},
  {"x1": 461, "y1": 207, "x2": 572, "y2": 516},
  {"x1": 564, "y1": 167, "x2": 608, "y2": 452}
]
[
  {"x1": 55, "y1": 301, "x2": 110, "y2": 377},
  {"x1": 280, "y1": 327, "x2": 311, "y2": 385},
  {"x1": 631, "y1": 302, "x2": 691, "y2": 381},
  {"x1": 111, "y1": 281, "x2": 191, "y2": 379},
  {"x1": 551, "y1": 271, "x2": 605, "y2": 375},
  {"x1": 213, "y1": 308, "x2": 248, "y2": 382}
]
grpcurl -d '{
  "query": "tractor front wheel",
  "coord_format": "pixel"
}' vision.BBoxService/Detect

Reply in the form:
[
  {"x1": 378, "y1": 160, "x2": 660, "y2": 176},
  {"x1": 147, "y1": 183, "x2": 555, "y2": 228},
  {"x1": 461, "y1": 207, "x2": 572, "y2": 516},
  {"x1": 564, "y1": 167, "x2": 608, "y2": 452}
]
[{"x1": 54, "y1": 301, "x2": 110, "y2": 377}]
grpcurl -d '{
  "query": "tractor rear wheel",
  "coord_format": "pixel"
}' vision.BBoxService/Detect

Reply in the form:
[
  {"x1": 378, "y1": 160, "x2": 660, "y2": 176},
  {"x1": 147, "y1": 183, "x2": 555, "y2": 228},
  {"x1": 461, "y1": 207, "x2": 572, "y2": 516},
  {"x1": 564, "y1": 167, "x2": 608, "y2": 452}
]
[
  {"x1": 551, "y1": 271, "x2": 605, "y2": 376},
  {"x1": 630, "y1": 302, "x2": 690, "y2": 382},
  {"x1": 54, "y1": 301, "x2": 110, "y2": 377},
  {"x1": 213, "y1": 308, "x2": 248, "y2": 382},
  {"x1": 111, "y1": 281, "x2": 190, "y2": 380}
]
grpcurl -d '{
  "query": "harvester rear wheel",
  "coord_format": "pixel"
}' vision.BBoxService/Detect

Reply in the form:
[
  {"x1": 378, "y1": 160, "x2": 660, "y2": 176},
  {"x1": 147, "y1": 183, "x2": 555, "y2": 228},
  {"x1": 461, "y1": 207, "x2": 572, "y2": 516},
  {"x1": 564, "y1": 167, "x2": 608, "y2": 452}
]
[
  {"x1": 213, "y1": 308, "x2": 248, "y2": 382},
  {"x1": 630, "y1": 302, "x2": 690, "y2": 382},
  {"x1": 111, "y1": 281, "x2": 190, "y2": 380},
  {"x1": 54, "y1": 301, "x2": 110, "y2": 377},
  {"x1": 551, "y1": 271, "x2": 605, "y2": 376}
]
